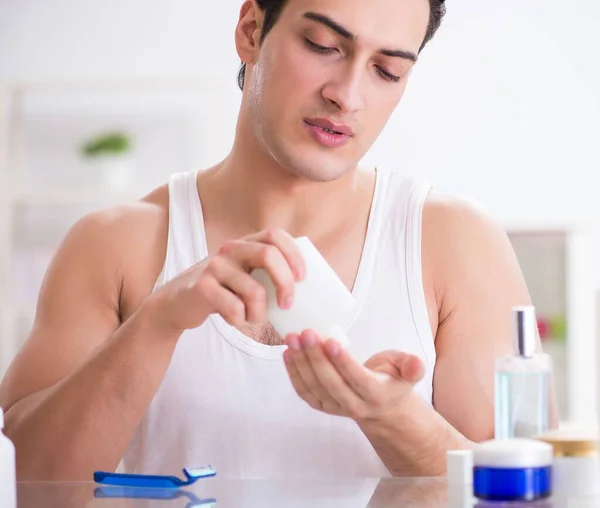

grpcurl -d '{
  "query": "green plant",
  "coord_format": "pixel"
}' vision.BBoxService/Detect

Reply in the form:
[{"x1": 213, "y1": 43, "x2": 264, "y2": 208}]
[{"x1": 81, "y1": 131, "x2": 131, "y2": 158}]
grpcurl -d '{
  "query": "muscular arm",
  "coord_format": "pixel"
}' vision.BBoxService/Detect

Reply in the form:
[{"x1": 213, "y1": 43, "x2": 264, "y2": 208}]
[
  {"x1": 0, "y1": 187, "x2": 307, "y2": 481},
  {"x1": 359, "y1": 192, "x2": 558, "y2": 475},
  {"x1": 428, "y1": 193, "x2": 536, "y2": 440},
  {"x1": 0, "y1": 199, "x2": 178, "y2": 480}
]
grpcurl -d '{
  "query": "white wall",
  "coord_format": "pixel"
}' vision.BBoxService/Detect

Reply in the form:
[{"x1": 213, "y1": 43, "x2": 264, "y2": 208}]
[
  {"x1": 2, "y1": 0, "x2": 599, "y2": 218},
  {"x1": 365, "y1": 0, "x2": 600, "y2": 223},
  {"x1": 0, "y1": 0, "x2": 241, "y2": 81},
  {"x1": 3, "y1": 0, "x2": 599, "y2": 227}
]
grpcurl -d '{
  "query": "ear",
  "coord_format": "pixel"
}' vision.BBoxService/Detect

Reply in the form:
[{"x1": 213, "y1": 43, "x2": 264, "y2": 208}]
[{"x1": 235, "y1": 0, "x2": 264, "y2": 65}]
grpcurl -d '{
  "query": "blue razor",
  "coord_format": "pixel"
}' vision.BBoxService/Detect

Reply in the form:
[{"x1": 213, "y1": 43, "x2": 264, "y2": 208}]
[{"x1": 94, "y1": 465, "x2": 216, "y2": 488}]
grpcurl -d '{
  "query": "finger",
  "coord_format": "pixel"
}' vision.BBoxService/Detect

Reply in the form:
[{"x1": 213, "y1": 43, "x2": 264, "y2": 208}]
[
  {"x1": 366, "y1": 350, "x2": 426, "y2": 384},
  {"x1": 285, "y1": 331, "x2": 341, "y2": 414},
  {"x1": 218, "y1": 240, "x2": 295, "y2": 309},
  {"x1": 323, "y1": 340, "x2": 381, "y2": 400},
  {"x1": 208, "y1": 257, "x2": 267, "y2": 323},
  {"x1": 197, "y1": 272, "x2": 246, "y2": 326},
  {"x1": 299, "y1": 331, "x2": 364, "y2": 414},
  {"x1": 245, "y1": 228, "x2": 306, "y2": 281},
  {"x1": 394, "y1": 353, "x2": 426, "y2": 384},
  {"x1": 283, "y1": 336, "x2": 325, "y2": 411}
]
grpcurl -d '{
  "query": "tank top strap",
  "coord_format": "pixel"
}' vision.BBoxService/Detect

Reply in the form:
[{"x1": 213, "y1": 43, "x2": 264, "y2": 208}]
[
  {"x1": 398, "y1": 175, "x2": 435, "y2": 372},
  {"x1": 406, "y1": 179, "x2": 435, "y2": 369},
  {"x1": 162, "y1": 169, "x2": 206, "y2": 282}
]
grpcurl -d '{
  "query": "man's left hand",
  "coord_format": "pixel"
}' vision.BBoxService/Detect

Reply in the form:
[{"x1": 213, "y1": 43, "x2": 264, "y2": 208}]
[{"x1": 283, "y1": 329, "x2": 426, "y2": 422}]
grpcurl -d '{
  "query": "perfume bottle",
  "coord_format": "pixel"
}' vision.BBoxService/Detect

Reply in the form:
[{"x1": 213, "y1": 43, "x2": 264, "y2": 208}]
[{"x1": 495, "y1": 306, "x2": 552, "y2": 440}]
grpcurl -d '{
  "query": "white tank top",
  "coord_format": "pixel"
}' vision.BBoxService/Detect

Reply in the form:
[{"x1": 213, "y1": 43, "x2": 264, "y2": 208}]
[{"x1": 120, "y1": 167, "x2": 436, "y2": 480}]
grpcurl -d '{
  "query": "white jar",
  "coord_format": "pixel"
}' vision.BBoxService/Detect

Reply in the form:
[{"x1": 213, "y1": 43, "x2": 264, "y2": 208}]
[
  {"x1": 0, "y1": 407, "x2": 16, "y2": 508},
  {"x1": 537, "y1": 430, "x2": 600, "y2": 499}
]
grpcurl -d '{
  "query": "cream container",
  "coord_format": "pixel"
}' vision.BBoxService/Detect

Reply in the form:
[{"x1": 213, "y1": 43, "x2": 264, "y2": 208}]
[
  {"x1": 472, "y1": 438, "x2": 553, "y2": 502},
  {"x1": 537, "y1": 429, "x2": 600, "y2": 498}
]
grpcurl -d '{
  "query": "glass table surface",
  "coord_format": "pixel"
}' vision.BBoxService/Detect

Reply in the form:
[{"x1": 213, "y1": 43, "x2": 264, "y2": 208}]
[{"x1": 16, "y1": 476, "x2": 592, "y2": 507}]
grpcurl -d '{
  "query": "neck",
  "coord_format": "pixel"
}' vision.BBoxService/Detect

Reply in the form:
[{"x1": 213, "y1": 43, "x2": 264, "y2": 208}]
[{"x1": 205, "y1": 114, "x2": 368, "y2": 238}]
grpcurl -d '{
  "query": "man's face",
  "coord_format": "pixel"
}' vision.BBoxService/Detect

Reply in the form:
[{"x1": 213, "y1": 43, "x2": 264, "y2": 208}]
[{"x1": 241, "y1": 0, "x2": 430, "y2": 182}]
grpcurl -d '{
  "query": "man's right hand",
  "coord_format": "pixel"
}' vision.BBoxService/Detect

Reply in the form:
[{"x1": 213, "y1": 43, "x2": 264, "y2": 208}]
[{"x1": 149, "y1": 228, "x2": 307, "y2": 334}]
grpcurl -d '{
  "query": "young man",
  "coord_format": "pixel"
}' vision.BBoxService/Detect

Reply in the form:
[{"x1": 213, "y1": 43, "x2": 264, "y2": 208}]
[{"x1": 0, "y1": 0, "x2": 541, "y2": 480}]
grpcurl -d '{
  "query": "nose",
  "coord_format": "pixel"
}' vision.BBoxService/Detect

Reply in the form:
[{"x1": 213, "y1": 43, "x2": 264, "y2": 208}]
[{"x1": 321, "y1": 64, "x2": 366, "y2": 114}]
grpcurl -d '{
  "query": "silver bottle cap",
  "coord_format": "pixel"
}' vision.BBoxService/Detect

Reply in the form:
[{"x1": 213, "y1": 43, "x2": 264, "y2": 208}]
[{"x1": 512, "y1": 306, "x2": 537, "y2": 358}]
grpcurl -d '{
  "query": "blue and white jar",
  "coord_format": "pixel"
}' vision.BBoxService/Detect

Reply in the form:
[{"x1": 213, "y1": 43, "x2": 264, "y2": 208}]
[{"x1": 473, "y1": 438, "x2": 553, "y2": 502}]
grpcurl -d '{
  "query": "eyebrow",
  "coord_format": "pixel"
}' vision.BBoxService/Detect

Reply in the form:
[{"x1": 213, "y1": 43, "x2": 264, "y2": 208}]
[{"x1": 302, "y1": 11, "x2": 418, "y2": 63}]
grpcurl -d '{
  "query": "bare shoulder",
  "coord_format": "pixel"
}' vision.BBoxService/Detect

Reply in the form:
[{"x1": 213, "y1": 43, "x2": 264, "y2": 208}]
[
  {"x1": 55, "y1": 184, "x2": 169, "y2": 284},
  {"x1": 422, "y1": 189, "x2": 508, "y2": 250},
  {"x1": 421, "y1": 190, "x2": 525, "y2": 305},
  {"x1": 71, "y1": 184, "x2": 169, "y2": 248},
  {"x1": 35, "y1": 183, "x2": 171, "y2": 320},
  {"x1": 62, "y1": 183, "x2": 171, "y2": 318},
  {"x1": 420, "y1": 189, "x2": 531, "y2": 341}
]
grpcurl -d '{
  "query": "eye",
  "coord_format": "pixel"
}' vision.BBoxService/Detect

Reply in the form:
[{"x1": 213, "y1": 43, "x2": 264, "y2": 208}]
[
  {"x1": 304, "y1": 38, "x2": 336, "y2": 55},
  {"x1": 376, "y1": 66, "x2": 401, "y2": 83}
]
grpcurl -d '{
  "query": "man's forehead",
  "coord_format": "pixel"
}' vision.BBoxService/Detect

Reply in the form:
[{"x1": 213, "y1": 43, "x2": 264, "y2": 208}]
[{"x1": 282, "y1": 0, "x2": 429, "y2": 51}]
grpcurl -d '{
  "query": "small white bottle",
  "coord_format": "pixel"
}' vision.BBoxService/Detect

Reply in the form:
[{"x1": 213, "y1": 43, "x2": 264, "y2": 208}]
[
  {"x1": 446, "y1": 450, "x2": 474, "y2": 508},
  {"x1": 495, "y1": 306, "x2": 553, "y2": 439},
  {"x1": 250, "y1": 236, "x2": 355, "y2": 346},
  {"x1": 0, "y1": 407, "x2": 17, "y2": 508}
]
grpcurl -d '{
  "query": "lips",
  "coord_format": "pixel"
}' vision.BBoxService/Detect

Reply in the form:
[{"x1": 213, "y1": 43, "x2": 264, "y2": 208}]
[
  {"x1": 303, "y1": 118, "x2": 353, "y2": 148},
  {"x1": 304, "y1": 118, "x2": 353, "y2": 137}
]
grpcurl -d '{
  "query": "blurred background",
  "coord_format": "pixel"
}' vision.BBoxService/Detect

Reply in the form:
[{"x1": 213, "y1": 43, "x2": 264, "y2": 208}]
[{"x1": 0, "y1": 1, "x2": 599, "y2": 430}]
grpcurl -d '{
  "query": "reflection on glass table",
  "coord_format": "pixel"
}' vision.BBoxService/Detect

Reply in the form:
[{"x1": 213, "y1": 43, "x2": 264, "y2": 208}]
[{"x1": 15, "y1": 477, "x2": 595, "y2": 507}]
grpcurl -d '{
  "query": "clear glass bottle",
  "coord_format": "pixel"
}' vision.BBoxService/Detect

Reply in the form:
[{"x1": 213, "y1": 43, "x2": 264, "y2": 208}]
[{"x1": 495, "y1": 306, "x2": 553, "y2": 440}]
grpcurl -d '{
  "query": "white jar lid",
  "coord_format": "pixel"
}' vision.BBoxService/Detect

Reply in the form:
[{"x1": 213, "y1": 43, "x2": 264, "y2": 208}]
[{"x1": 473, "y1": 438, "x2": 553, "y2": 468}]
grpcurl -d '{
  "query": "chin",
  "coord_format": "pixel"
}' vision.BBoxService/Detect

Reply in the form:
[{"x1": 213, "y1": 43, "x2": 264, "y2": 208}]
[
  {"x1": 285, "y1": 160, "x2": 353, "y2": 183},
  {"x1": 273, "y1": 149, "x2": 357, "y2": 183},
  {"x1": 259, "y1": 126, "x2": 361, "y2": 182}
]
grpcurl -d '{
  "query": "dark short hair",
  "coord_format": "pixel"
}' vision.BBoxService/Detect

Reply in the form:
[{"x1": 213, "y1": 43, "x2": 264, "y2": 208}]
[{"x1": 237, "y1": 0, "x2": 446, "y2": 90}]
